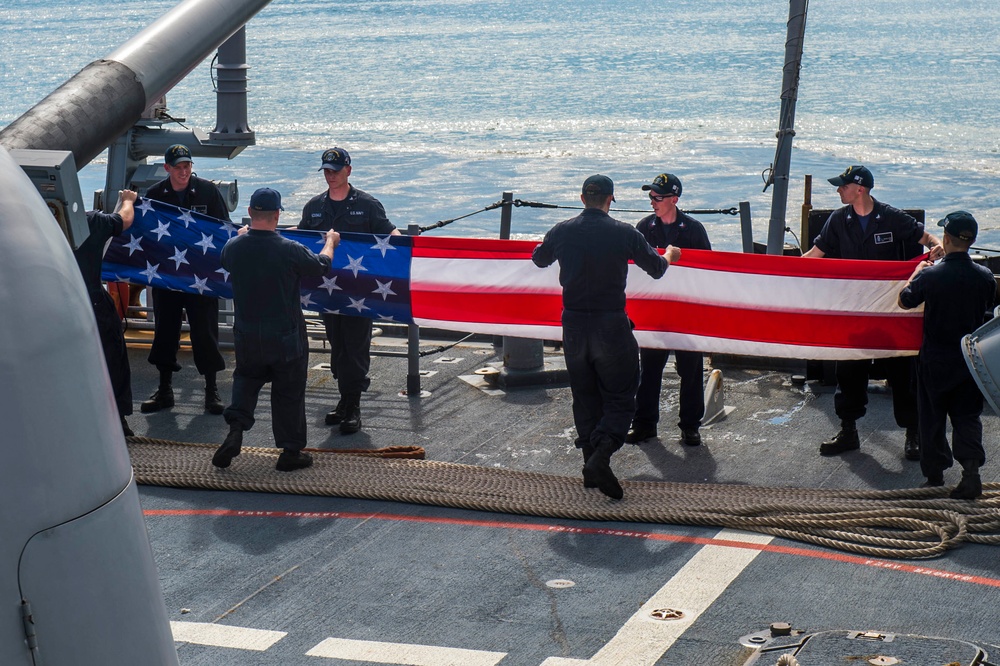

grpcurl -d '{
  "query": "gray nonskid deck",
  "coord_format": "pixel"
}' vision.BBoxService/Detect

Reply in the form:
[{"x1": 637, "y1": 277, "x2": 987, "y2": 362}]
[{"x1": 128, "y1": 339, "x2": 1000, "y2": 665}]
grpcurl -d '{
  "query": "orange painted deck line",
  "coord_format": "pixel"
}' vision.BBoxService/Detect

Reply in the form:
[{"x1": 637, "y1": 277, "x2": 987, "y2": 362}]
[{"x1": 144, "y1": 508, "x2": 1000, "y2": 589}]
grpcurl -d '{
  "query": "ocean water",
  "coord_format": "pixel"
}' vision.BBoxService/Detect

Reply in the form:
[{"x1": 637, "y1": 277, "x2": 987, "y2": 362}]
[{"x1": 2, "y1": 0, "x2": 998, "y2": 250}]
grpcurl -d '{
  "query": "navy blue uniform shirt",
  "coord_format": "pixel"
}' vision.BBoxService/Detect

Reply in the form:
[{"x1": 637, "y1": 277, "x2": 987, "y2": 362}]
[
  {"x1": 221, "y1": 230, "x2": 333, "y2": 335},
  {"x1": 813, "y1": 199, "x2": 924, "y2": 261},
  {"x1": 899, "y1": 252, "x2": 998, "y2": 358},
  {"x1": 146, "y1": 175, "x2": 231, "y2": 222},
  {"x1": 531, "y1": 208, "x2": 668, "y2": 312},
  {"x1": 636, "y1": 210, "x2": 711, "y2": 251},
  {"x1": 75, "y1": 210, "x2": 123, "y2": 299},
  {"x1": 299, "y1": 186, "x2": 395, "y2": 235}
]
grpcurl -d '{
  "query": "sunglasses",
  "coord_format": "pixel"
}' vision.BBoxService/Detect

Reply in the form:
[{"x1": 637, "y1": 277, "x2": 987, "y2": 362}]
[{"x1": 649, "y1": 193, "x2": 676, "y2": 202}]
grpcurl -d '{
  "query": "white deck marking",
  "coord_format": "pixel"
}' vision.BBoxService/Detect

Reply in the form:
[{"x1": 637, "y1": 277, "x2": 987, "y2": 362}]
[
  {"x1": 170, "y1": 621, "x2": 286, "y2": 651},
  {"x1": 306, "y1": 637, "x2": 507, "y2": 665},
  {"x1": 540, "y1": 529, "x2": 774, "y2": 666}
]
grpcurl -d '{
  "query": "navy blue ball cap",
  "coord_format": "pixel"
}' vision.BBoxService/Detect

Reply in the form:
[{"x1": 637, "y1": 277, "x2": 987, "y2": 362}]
[
  {"x1": 828, "y1": 165, "x2": 874, "y2": 189},
  {"x1": 164, "y1": 144, "x2": 193, "y2": 166},
  {"x1": 320, "y1": 147, "x2": 351, "y2": 171},
  {"x1": 582, "y1": 174, "x2": 615, "y2": 199},
  {"x1": 641, "y1": 173, "x2": 682, "y2": 197},
  {"x1": 249, "y1": 187, "x2": 284, "y2": 211},
  {"x1": 938, "y1": 210, "x2": 977, "y2": 242}
]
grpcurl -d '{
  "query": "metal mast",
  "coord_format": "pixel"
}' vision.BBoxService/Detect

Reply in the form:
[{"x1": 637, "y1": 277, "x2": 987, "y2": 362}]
[{"x1": 764, "y1": 0, "x2": 809, "y2": 255}]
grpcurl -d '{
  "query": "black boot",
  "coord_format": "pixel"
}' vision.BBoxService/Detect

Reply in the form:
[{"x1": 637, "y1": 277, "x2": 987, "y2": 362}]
[
  {"x1": 325, "y1": 398, "x2": 346, "y2": 426},
  {"x1": 950, "y1": 462, "x2": 983, "y2": 500},
  {"x1": 582, "y1": 438, "x2": 624, "y2": 500},
  {"x1": 141, "y1": 370, "x2": 175, "y2": 413},
  {"x1": 140, "y1": 385, "x2": 174, "y2": 413},
  {"x1": 681, "y1": 429, "x2": 702, "y2": 446},
  {"x1": 121, "y1": 416, "x2": 134, "y2": 437},
  {"x1": 205, "y1": 387, "x2": 225, "y2": 415},
  {"x1": 276, "y1": 449, "x2": 314, "y2": 472},
  {"x1": 340, "y1": 396, "x2": 362, "y2": 434},
  {"x1": 580, "y1": 441, "x2": 597, "y2": 488},
  {"x1": 212, "y1": 425, "x2": 243, "y2": 468},
  {"x1": 204, "y1": 373, "x2": 224, "y2": 415},
  {"x1": 903, "y1": 427, "x2": 920, "y2": 461},
  {"x1": 625, "y1": 426, "x2": 657, "y2": 444},
  {"x1": 819, "y1": 422, "x2": 859, "y2": 456}
]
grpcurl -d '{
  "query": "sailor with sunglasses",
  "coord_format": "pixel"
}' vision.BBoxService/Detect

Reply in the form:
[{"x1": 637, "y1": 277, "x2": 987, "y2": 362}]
[{"x1": 626, "y1": 173, "x2": 712, "y2": 448}]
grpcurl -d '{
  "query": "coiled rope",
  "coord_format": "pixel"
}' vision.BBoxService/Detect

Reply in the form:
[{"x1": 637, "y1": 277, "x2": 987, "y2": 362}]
[{"x1": 127, "y1": 437, "x2": 1000, "y2": 560}]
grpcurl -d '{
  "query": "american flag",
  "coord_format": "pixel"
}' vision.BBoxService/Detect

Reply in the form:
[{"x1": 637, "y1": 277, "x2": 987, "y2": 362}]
[
  {"x1": 102, "y1": 198, "x2": 413, "y2": 323},
  {"x1": 103, "y1": 198, "x2": 925, "y2": 360}
]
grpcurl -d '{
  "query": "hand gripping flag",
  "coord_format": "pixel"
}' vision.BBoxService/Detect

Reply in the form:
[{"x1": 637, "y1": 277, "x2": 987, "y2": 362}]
[{"x1": 103, "y1": 198, "x2": 923, "y2": 361}]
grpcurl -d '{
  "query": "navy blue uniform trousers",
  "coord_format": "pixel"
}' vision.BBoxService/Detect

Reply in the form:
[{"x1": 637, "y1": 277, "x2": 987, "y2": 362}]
[
  {"x1": 321, "y1": 313, "x2": 373, "y2": 398},
  {"x1": 834, "y1": 357, "x2": 917, "y2": 430},
  {"x1": 224, "y1": 327, "x2": 310, "y2": 452},
  {"x1": 633, "y1": 348, "x2": 704, "y2": 432},
  {"x1": 148, "y1": 288, "x2": 225, "y2": 375},
  {"x1": 93, "y1": 290, "x2": 133, "y2": 417},
  {"x1": 562, "y1": 310, "x2": 639, "y2": 451},
  {"x1": 917, "y1": 356, "x2": 985, "y2": 478}
]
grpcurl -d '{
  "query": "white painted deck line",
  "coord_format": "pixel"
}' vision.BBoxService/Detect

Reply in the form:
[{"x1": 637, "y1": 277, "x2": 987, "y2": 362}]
[
  {"x1": 306, "y1": 637, "x2": 507, "y2": 665},
  {"x1": 541, "y1": 529, "x2": 774, "y2": 666},
  {"x1": 170, "y1": 621, "x2": 286, "y2": 651}
]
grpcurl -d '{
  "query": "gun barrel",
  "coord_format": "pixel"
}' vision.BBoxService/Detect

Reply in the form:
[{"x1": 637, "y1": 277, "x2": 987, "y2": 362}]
[{"x1": 0, "y1": 0, "x2": 273, "y2": 168}]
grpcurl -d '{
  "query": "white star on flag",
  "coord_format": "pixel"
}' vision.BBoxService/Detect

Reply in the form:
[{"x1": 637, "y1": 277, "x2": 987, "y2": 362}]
[
  {"x1": 216, "y1": 266, "x2": 230, "y2": 282},
  {"x1": 323, "y1": 308, "x2": 342, "y2": 315},
  {"x1": 223, "y1": 221, "x2": 239, "y2": 238},
  {"x1": 152, "y1": 220, "x2": 172, "y2": 241},
  {"x1": 344, "y1": 255, "x2": 367, "y2": 278},
  {"x1": 320, "y1": 276, "x2": 342, "y2": 294},
  {"x1": 136, "y1": 198, "x2": 155, "y2": 217},
  {"x1": 124, "y1": 235, "x2": 144, "y2": 256},
  {"x1": 191, "y1": 276, "x2": 211, "y2": 295},
  {"x1": 378, "y1": 315, "x2": 396, "y2": 322},
  {"x1": 196, "y1": 233, "x2": 216, "y2": 255},
  {"x1": 347, "y1": 297, "x2": 370, "y2": 313},
  {"x1": 370, "y1": 235, "x2": 397, "y2": 258},
  {"x1": 301, "y1": 292, "x2": 317, "y2": 308},
  {"x1": 169, "y1": 247, "x2": 189, "y2": 270},
  {"x1": 372, "y1": 279, "x2": 396, "y2": 300},
  {"x1": 140, "y1": 261, "x2": 161, "y2": 283},
  {"x1": 177, "y1": 210, "x2": 196, "y2": 228}
]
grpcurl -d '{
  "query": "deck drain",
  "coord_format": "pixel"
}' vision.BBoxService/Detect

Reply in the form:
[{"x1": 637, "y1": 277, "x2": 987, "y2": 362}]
[
  {"x1": 545, "y1": 579, "x2": 575, "y2": 589},
  {"x1": 649, "y1": 608, "x2": 685, "y2": 621}
]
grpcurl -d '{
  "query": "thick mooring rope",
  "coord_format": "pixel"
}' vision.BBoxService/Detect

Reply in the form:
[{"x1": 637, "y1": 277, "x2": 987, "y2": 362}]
[{"x1": 127, "y1": 437, "x2": 1000, "y2": 560}]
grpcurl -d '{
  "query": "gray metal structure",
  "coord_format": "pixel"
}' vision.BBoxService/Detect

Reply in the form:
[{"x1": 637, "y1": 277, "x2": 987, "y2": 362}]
[
  {"x1": 0, "y1": 0, "x2": 269, "y2": 212},
  {"x1": 0, "y1": 147, "x2": 179, "y2": 665},
  {"x1": 764, "y1": 0, "x2": 809, "y2": 255},
  {"x1": 963, "y1": 306, "x2": 1000, "y2": 415},
  {"x1": 0, "y1": 0, "x2": 278, "y2": 663}
]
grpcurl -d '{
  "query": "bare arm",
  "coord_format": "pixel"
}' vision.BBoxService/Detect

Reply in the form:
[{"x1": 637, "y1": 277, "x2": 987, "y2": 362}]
[
  {"x1": 117, "y1": 190, "x2": 137, "y2": 231},
  {"x1": 920, "y1": 231, "x2": 944, "y2": 260},
  {"x1": 801, "y1": 245, "x2": 825, "y2": 258},
  {"x1": 321, "y1": 230, "x2": 341, "y2": 261}
]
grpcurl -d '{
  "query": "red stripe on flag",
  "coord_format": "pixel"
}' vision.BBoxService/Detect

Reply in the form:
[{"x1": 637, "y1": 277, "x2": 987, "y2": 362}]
[
  {"x1": 413, "y1": 239, "x2": 923, "y2": 281},
  {"x1": 410, "y1": 290, "x2": 923, "y2": 351},
  {"x1": 412, "y1": 236, "x2": 538, "y2": 260},
  {"x1": 411, "y1": 291, "x2": 564, "y2": 327},
  {"x1": 628, "y1": 299, "x2": 922, "y2": 351}
]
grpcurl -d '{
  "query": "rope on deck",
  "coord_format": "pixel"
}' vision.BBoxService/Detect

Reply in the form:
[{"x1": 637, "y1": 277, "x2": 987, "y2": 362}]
[{"x1": 126, "y1": 436, "x2": 1000, "y2": 560}]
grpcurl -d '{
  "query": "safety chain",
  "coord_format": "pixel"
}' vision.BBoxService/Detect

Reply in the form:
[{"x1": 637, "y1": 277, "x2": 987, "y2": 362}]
[{"x1": 418, "y1": 198, "x2": 739, "y2": 233}]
